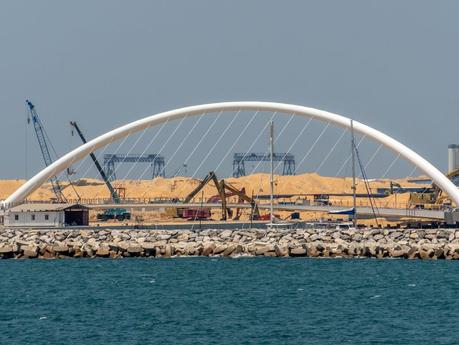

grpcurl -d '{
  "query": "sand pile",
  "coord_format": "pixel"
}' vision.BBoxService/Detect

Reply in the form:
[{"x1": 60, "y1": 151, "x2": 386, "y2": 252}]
[{"x1": 0, "y1": 173, "x2": 429, "y2": 209}]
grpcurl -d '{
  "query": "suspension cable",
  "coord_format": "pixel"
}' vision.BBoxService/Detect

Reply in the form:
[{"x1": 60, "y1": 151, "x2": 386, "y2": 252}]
[
  {"x1": 273, "y1": 117, "x2": 313, "y2": 172},
  {"x1": 137, "y1": 115, "x2": 188, "y2": 180},
  {"x1": 382, "y1": 153, "x2": 400, "y2": 179},
  {"x1": 213, "y1": 111, "x2": 260, "y2": 173},
  {"x1": 335, "y1": 134, "x2": 367, "y2": 176},
  {"x1": 248, "y1": 112, "x2": 295, "y2": 174},
  {"x1": 296, "y1": 122, "x2": 331, "y2": 171},
  {"x1": 188, "y1": 110, "x2": 242, "y2": 180},
  {"x1": 160, "y1": 114, "x2": 205, "y2": 176},
  {"x1": 122, "y1": 118, "x2": 170, "y2": 179},
  {"x1": 171, "y1": 110, "x2": 242, "y2": 200},
  {"x1": 108, "y1": 125, "x2": 151, "y2": 181},
  {"x1": 175, "y1": 111, "x2": 224, "y2": 178},
  {"x1": 363, "y1": 143, "x2": 383, "y2": 174},
  {"x1": 315, "y1": 127, "x2": 347, "y2": 173},
  {"x1": 237, "y1": 112, "x2": 278, "y2": 173}
]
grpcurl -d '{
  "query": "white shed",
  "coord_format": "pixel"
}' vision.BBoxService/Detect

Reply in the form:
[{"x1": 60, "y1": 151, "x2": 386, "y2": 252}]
[{"x1": 3, "y1": 203, "x2": 89, "y2": 227}]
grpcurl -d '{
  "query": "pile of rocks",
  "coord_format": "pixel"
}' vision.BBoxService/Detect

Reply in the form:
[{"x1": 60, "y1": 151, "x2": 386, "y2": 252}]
[{"x1": 1, "y1": 227, "x2": 459, "y2": 259}]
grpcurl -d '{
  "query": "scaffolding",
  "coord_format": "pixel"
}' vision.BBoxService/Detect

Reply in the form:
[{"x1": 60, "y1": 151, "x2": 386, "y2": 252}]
[{"x1": 233, "y1": 152, "x2": 295, "y2": 177}]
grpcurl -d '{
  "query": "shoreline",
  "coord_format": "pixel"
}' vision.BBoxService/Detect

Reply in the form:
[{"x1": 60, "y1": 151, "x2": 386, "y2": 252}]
[{"x1": 1, "y1": 227, "x2": 459, "y2": 260}]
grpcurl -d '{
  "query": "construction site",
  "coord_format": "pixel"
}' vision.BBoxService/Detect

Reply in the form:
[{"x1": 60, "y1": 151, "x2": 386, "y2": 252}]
[{"x1": 1, "y1": 100, "x2": 459, "y2": 229}]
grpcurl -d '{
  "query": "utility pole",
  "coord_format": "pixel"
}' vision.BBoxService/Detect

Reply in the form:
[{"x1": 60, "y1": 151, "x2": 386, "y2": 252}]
[
  {"x1": 269, "y1": 121, "x2": 274, "y2": 225},
  {"x1": 199, "y1": 190, "x2": 204, "y2": 230},
  {"x1": 351, "y1": 120, "x2": 357, "y2": 228}
]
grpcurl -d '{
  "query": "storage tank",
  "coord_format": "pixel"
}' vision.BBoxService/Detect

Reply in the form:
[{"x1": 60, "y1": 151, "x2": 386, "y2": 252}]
[{"x1": 448, "y1": 144, "x2": 459, "y2": 173}]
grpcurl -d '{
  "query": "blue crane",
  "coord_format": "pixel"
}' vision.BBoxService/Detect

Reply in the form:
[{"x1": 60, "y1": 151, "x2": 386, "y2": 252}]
[{"x1": 26, "y1": 100, "x2": 66, "y2": 202}]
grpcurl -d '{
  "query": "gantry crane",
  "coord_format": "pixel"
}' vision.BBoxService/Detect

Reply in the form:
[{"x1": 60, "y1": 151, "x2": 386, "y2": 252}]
[
  {"x1": 70, "y1": 121, "x2": 120, "y2": 203},
  {"x1": 26, "y1": 100, "x2": 66, "y2": 202}
]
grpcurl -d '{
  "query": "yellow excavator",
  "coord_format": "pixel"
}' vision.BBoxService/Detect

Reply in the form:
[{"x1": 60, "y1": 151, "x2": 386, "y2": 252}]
[{"x1": 408, "y1": 168, "x2": 459, "y2": 209}]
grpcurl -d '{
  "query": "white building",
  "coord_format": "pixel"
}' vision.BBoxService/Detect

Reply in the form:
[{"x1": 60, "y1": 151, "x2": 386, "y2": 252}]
[{"x1": 2, "y1": 203, "x2": 89, "y2": 227}]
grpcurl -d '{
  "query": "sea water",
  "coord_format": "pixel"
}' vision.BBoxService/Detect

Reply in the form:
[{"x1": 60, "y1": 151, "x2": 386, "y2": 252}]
[{"x1": 0, "y1": 258, "x2": 458, "y2": 344}]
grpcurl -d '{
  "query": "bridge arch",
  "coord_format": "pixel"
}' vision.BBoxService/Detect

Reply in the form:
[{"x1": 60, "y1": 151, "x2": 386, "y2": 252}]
[{"x1": 3, "y1": 101, "x2": 459, "y2": 207}]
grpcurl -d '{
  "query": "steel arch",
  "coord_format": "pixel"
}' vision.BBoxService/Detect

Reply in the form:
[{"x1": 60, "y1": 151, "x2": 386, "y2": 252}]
[{"x1": 3, "y1": 102, "x2": 459, "y2": 208}]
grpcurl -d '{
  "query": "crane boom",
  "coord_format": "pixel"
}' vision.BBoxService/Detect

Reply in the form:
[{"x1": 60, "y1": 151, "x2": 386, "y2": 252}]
[
  {"x1": 70, "y1": 121, "x2": 120, "y2": 203},
  {"x1": 26, "y1": 100, "x2": 66, "y2": 202}
]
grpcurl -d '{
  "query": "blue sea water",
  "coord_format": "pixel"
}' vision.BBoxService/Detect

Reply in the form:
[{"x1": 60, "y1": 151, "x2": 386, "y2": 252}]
[{"x1": 0, "y1": 258, "x2": 458, "y2": 345}]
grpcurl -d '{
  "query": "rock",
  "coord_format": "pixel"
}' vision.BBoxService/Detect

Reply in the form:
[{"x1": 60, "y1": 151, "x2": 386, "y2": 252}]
[
  {"x1": 202, "y1": 242, "x2": 216, "y2": 256},
  {"x1": 96, "y1": 247, "x2": 110, "y2": 257},
  {"x1": 127, "y1": 245, "x2": 142, "y2": 256},
  {"x1": 223, "y1": 244, "x2": 237, "y2": 256},
  {"x1": 22, "y1": 246, "x2": 38, "y2": 258},
  {"x1": 290, "y1": 246, "x2": 307, "y2": 257},
  {"x1": 213, "y1": 244, "x2": 227, "y2": 255},
  {"x1": 219, "y1": 230, "x2": 233, "y2": 240},
  {"x1": 255, "y1": 245, "x2": 273, "y2": 256},
  {"x1": 274, "y1": 245, "x2": 288, "y2": 257},
  {"x1": 52, "y1": 244, "x2": 69, "y2": 254},
  {"x1": 141, "y1": 243, "x2": 156, "y2": 256},
  {"x1": 164, "y1": 244, "x2": 173, "y2": 258},
  {"x1": 0, "y1": 245, "x2": 15, "y2": 255}
]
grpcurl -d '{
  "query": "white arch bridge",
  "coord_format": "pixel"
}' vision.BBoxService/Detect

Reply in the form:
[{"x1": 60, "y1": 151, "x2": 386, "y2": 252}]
[{"x1": 3, "y1": 102, "x2": 459, "y2": 218}]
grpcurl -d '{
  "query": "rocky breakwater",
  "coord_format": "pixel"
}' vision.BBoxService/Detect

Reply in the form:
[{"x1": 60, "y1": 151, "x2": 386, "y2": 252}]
[{"x1": 1, "y1": 228, "x2": 459, "y2": 260}]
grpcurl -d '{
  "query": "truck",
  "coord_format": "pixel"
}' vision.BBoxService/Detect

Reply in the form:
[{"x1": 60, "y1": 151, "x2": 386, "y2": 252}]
[{"x1": 97, "y1": 208, "x2": 131, "y2": 221}]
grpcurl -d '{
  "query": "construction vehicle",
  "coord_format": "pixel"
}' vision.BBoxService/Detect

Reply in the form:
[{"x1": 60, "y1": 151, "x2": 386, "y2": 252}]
[
  {"x1": 175, "y1": 171, "x2": 261, "y2": 221},
  {"x1": 408, "y1": 168, "x2": 459, "y2": 209},
  {"x1": 26, "y1": 100, "x2": 67, "y2": 202},
  {"x1": 70, "y1": 121, "x2": 121, "y2": 203},
  {"x1": 97, "y1": 208, "x2": 131, "y2": 221}
]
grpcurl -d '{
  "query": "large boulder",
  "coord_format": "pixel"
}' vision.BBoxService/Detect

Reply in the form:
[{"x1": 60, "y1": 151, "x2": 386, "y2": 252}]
[
  {"x1": 290, "y1": 246, "x2": 307, "y2": 257},
  {"x1": 141, "y1": 243, "x2": 156, "y2": 256},
  {"x1": 127, "y1": 245, "x2": 143, "y2": 256},
  {"x1": 223, "y1": 244, "x2": 237, "y2": 257},
  {"x1": 202, "y1": 242, "x2": 216, "y2": 256},
  {"x1": 22, "y1": 246, "x2": 39, "y2": 258},
  {"x1": 219, "y1": 230, "x2": 233, "y2": 240},
  {"x1": 164, "y1": 244, "x2": 173, "y2": 258},
  {"x1": 52, "y1": 243, "x2": 69, "y2": 255},
  {"x1": 213, "y1": 244, "x2": 227, "y2": 255},
  {"x1": 0, "y1": 245, "x2": 15, "y2": 255},
  {"x1": 95, "y1": 247, "x2": 110, "y2": 257},
  {"x1": 274, "y1": 245, "x2": 288, "y2": 257}
]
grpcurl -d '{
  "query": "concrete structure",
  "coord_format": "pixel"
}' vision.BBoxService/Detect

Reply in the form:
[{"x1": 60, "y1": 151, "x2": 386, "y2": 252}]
[
  {"x1": 4, "y1": 102, "x2": 459, "y2": 208},
  {"x1": 2, "y1": 203, "x2": 89, "y2": 227},
  {"x1": 448, "y1": 144, "x2": 459, "y2": 174}
]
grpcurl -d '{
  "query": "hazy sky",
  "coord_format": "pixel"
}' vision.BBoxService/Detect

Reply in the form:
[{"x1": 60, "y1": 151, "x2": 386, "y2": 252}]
[{"x1": 1, "y1": 0, "x2": 459, "y2": 180}]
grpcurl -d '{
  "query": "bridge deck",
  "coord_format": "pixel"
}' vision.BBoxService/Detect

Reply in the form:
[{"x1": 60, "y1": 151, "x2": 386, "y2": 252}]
[{"x1": 83, "y1": 203, "x2": 445, "y2": 220}]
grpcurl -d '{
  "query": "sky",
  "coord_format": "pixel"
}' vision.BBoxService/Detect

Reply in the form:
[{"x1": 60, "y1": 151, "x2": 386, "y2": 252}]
[{"x1": 1, "y1": 0, "x2": 458, "y2": 180}]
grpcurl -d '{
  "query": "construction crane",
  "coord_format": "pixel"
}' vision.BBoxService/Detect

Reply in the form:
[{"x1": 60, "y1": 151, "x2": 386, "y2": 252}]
[
  {"x1": 26, "y1": 100, "x2": 66, "y2": 202},
  {"x1": 70, "y1": 121, "x2": 120, "y2": 203}
]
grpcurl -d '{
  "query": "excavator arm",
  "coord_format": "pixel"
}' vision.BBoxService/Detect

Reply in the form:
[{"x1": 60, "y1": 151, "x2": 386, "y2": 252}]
[
  {"x1": 183, "y1": 171, "x2": 227, "y2": 220},
  {"x1": 221, "y1": 180, "x2": 260, "y2": 219}
]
